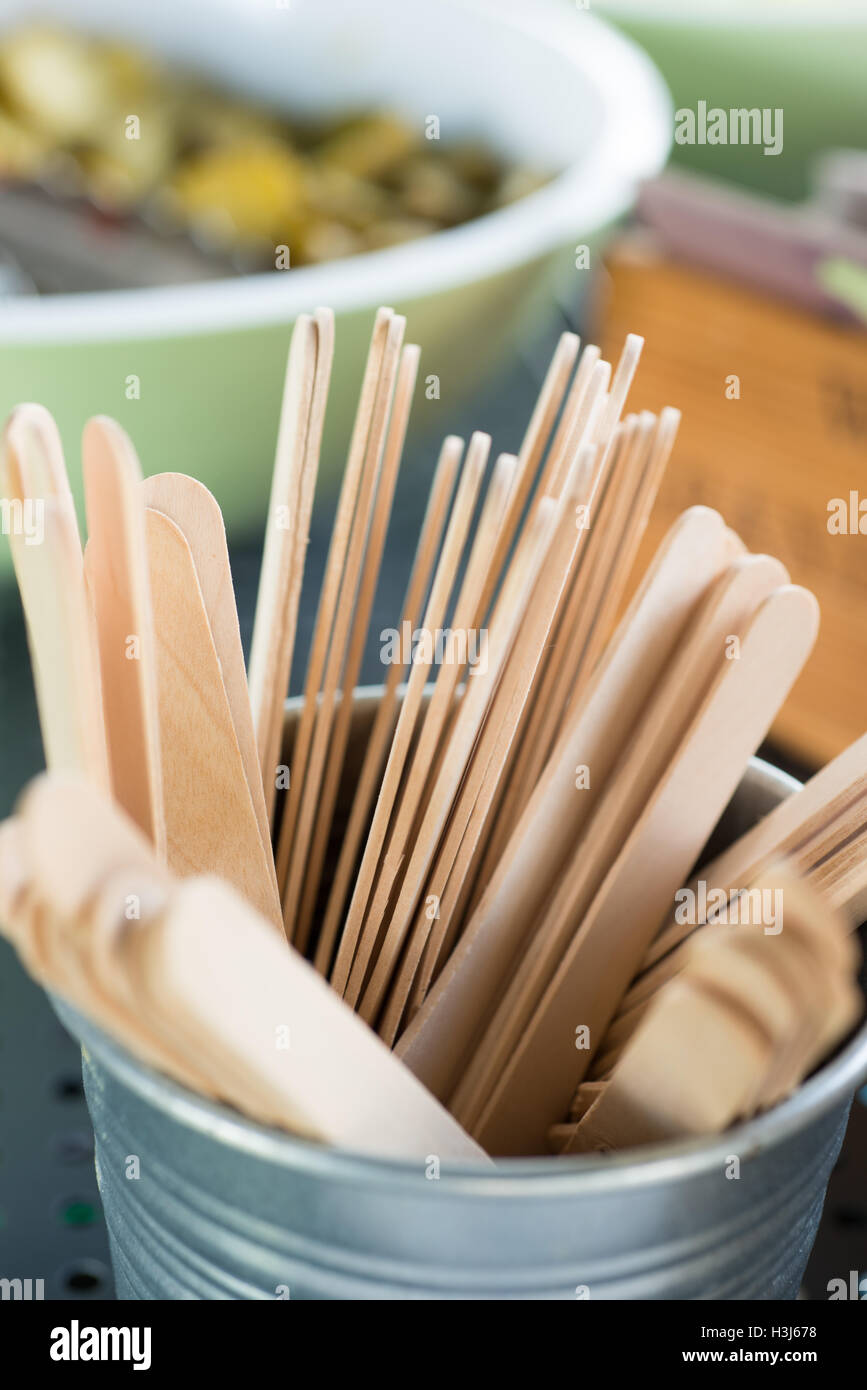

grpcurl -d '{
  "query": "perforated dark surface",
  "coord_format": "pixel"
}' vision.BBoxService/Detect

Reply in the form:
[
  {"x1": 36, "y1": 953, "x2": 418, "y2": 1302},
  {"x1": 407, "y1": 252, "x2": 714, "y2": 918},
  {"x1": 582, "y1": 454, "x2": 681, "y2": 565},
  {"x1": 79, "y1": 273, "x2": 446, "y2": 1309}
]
[{"x1": 0, "y1": 325, "x2": 864, "y2": 1300}]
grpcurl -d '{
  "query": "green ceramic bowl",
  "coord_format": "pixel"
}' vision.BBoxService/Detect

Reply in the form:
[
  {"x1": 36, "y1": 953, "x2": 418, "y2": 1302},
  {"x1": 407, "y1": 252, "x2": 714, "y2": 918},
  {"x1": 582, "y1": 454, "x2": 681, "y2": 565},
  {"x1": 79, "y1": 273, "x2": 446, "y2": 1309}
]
[
  {"x1": 599, "y1": 1, "x2": 867, "y2": 201},
  {"x1": 0, "y1": 0, "x2": 670, "y2": 573}
]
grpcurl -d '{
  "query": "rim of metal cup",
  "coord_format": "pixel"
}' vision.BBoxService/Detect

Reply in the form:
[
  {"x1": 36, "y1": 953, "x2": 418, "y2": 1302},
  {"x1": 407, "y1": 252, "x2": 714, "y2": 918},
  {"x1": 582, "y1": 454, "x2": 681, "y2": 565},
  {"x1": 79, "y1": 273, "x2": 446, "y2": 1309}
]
[{"x1": 58, "y1": 690, "x2": 867, "y2": 1194}]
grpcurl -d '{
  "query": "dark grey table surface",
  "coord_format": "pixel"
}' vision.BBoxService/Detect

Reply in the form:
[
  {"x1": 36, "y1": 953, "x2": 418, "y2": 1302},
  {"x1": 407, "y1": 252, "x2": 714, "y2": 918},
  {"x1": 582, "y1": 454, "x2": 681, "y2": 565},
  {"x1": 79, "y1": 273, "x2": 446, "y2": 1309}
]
[{"x1": 0, "y1": 323, "x2": 864, "y2": 1301}]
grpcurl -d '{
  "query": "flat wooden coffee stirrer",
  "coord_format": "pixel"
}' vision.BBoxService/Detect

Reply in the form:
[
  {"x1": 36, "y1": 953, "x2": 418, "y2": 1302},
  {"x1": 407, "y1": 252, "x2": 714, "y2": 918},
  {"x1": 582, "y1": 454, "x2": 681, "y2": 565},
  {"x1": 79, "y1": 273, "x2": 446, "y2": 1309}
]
[
  {"x1": 382, "y1": 447, "x2": 600, "y2": 1038},
  {"x1": 497, "y1": 408, "x2": 678, "y2": 854},
  {"x1": 247, "y1": 311, "x2": 323, "y2": 824},
  {"x1": 144, "y1": 508, "x2": 282, "y2": 926},
  {"x1": 470, "y1": 331, "x2": 580, "y2": 627},
  {"x1": 142, "y1": 472, "x2": 276, "y2": 886},
  {"x1": 330, "y1": 432, "x2": 475, "y2": 999},
  {"x1": 4, "y1": 776, "x2": 213, "y2": 1090},
  {"x1": 476, "y1": 407, "x2": 676, "y2": 886},
  {"x1": 1, "y1": 410, "x2": 109, "y2": 788},
  {"x1": 283, "y1": 313, "x2": 406, "y2": 947},
  {"x1": 83, "y1": 416, "x2": 165, "y2": 854},
  {"x1": 120, "y1": 874, "x2": 489, "y2": 1160},
  {"x1": 314, "y1": 439, "x2": 460, "y2": 977},
  {"x1": 274, "y1": 309, "x2": 394, "y2": 909},
  {"x1": 296, "y1": 343, "x2": 421, "y2": 952},
  {"x1": 354, "y1": 496, "x2": 559, "y2": 1025},
  {"x1": 340, "y1": 436, "x2": 507, "y2": 1010}
]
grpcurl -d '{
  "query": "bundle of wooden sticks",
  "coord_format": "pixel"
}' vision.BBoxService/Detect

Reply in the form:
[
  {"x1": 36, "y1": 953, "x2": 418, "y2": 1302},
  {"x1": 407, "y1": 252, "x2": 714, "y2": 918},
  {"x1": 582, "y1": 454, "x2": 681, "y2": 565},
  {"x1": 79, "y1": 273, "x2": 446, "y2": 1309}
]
[{"x1": 0, "y1": 305, "x2": 862, "y2": 1160}]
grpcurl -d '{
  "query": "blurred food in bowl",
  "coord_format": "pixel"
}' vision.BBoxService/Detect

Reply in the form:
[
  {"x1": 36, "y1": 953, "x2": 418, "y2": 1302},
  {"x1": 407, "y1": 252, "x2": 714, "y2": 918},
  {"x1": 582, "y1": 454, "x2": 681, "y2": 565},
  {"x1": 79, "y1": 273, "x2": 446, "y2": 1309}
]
[
  {"x1": 0, "y1": 23, "x2": 548, "y2": 290},
  {"x1": 0, "y1": 0, "x2": 671, "y2": 569}
]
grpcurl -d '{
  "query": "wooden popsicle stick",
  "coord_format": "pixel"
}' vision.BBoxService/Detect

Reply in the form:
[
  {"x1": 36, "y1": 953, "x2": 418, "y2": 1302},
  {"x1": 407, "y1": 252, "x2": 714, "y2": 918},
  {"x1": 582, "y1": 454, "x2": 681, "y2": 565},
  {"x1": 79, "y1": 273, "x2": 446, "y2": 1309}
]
[
  {"x1": 698, "y1": 926, "x2": 829, "y2": 1111},
  {"x1": 122, "y1": 874, "x2": 490, "y2": 1160},
  {"x1": 275, "y1": 308, "x2": 392, "y2": 896},
  {"x1": 51, "y1": 874, "x2": 216, "y2": 1094},
  {"x1": 0, "y1": 817, "x2": 34, "y2": 953},
  {"x1": 330, "y1": 433, "x2": 469, "y2": 999},
  {"x1": 472, "y1": 584, "x2": 819, "y2": 1155},
  {"x1": 396, "y1": 507, "x2": 733, "y2": 1102},
  {"x1": 2, "y1": 876, "x2": 174, "y2": 1084},
  {"x1": 569, "y1": 1080, "x2": 607, "y2": 1122},
  {"x1": 609, "y1": 805, "x2": 864, "y2": 1036},
  {"x1": 341, "y1": 436, "x2": 501, "y2": 1005},
  {"x1": 816, "y1": 831, "x2": 867, "y2": 925},
  {"x1": 2, "y1": 413, "x2": 109, "y2": 788},
  {"x1": 5, "y1": 499, "x2": 110, "y2": 787},
  {"x1": 282, "y1": 313, "x2": 406, "y2": 945},
  {"x1": 247, "y1": 312, "x2": 321, "y2": 823},
  {"x1": 451, "y1": 552, "x2": 791, "y2": 1128},
  {"x1": 141, "y1": 472, "x2": 275, "y2": 885},
  {"x1": 17, "y1": 772, "x2": 172, "y2": 923},
  {"x1": 315, "y1": 439, "x2": 460, "y2": 977},
  {"x1": 83, "y1": 416, "x2": 164, "y2": 853},
  {"x1": 564, "y1": 980, "x2": 773, "y2": 1152},
  {"x1": 569, "y1": 868, "x2": 861, "y2": 1152},
  {"x1": 684, "y1": 929, "x2": 804, "y2": 1113},
  {"x1": 295, "y1": 341, "x2": 420, "y2": 951},
  {"x1": 144, "y1": 508, "x2": 283, "y2": 927},
  {"x1": 8, "y1": 784, "x2": 186, "y2": 1081},
  {"x1": 357, "y1": 497, "x2": 559, "y2": 1026},
  {"x1": 5, "y1": 402, "x2": 80, "y2": 542},
  {"x1": 626, "y1": 733, "x2": 867, "y2": 987},
  {"x1": 9, "y1": 776, "x2": 232, "y2": 1092}
]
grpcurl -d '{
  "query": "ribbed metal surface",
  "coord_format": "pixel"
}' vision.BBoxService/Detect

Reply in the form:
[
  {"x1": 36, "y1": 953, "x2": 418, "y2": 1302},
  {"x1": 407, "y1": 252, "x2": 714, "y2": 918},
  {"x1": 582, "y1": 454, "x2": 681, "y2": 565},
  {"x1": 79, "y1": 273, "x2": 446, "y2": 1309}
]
[{"x1": 56, "y1": 752, "x2": 867, "y2": 1300}]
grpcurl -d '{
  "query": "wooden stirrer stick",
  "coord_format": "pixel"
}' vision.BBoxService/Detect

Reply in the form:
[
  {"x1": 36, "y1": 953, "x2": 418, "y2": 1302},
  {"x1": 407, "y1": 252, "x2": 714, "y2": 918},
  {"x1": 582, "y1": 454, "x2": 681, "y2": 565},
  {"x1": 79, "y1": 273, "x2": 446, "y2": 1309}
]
[
  {"x1": 294, "y1": 340, "x2": 419, "y2": 951},
  {"x1": 282, "y1": 314, "x2": 406, "y2": 944},
  {"x1": 315, "y1": 439, "x2": 460, "y2": 976},
  {"x1": 247, "y1": 312, "x2": 321, "y2": 823},
  {"x1": 83, "y1": 416, "x2": 164, "y2": 853},
  {"x1": 274, "y1": 309, "x2": 392, "y2": 897}
]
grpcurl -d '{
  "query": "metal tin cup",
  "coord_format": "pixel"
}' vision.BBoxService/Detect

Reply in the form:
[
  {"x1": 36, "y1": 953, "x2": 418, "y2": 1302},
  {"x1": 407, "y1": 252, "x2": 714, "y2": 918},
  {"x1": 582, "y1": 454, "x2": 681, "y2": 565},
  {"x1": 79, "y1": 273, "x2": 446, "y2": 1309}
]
[{"x1": 55, "y1": 691, "x2": 867, "y2": 1299}]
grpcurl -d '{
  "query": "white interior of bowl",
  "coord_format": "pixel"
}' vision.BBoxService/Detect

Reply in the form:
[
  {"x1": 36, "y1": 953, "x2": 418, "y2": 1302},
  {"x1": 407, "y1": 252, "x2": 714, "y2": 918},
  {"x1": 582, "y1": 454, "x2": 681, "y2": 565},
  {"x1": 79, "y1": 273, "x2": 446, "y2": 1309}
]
[{"x1": 0, "y1": 0, "x2": 671, "y2": 340}]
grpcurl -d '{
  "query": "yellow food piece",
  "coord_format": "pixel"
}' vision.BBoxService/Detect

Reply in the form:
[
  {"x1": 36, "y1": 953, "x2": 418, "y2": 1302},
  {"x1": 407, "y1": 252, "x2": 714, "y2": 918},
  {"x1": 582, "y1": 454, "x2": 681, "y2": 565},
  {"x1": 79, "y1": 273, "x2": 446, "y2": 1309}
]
[
  {"x1": 318, "y1": 112, "x2": 417, "y2": 179},
  {"x1": 177, "y1": 91, "x2": 284, "y2": 151},
  {"x1": 305, "y1": 164, "x2": 395, "y2": 231},
  {"x1": 170, "y1": 140, "x2": 309, "y2": 247},
  {"x1": 82, "y1": 103, "x2": 177, "y2": 207},
  {"x1": 100, "y1": 42, "x2": 162, "y2": 102},
  {"x1": 398, "y1": 158, "x2": 477, "y2": 224},
  {"x1": 0, "y1": 26, "x2": 114, "y2": 143}
]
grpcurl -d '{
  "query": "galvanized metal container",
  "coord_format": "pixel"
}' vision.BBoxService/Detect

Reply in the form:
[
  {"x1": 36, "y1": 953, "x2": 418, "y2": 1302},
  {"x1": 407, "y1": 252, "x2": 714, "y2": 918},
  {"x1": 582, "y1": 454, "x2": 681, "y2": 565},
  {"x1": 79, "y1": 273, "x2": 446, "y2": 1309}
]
[{"x1": 55, "y1": 693, "x2": 867, "y2": 1299}]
